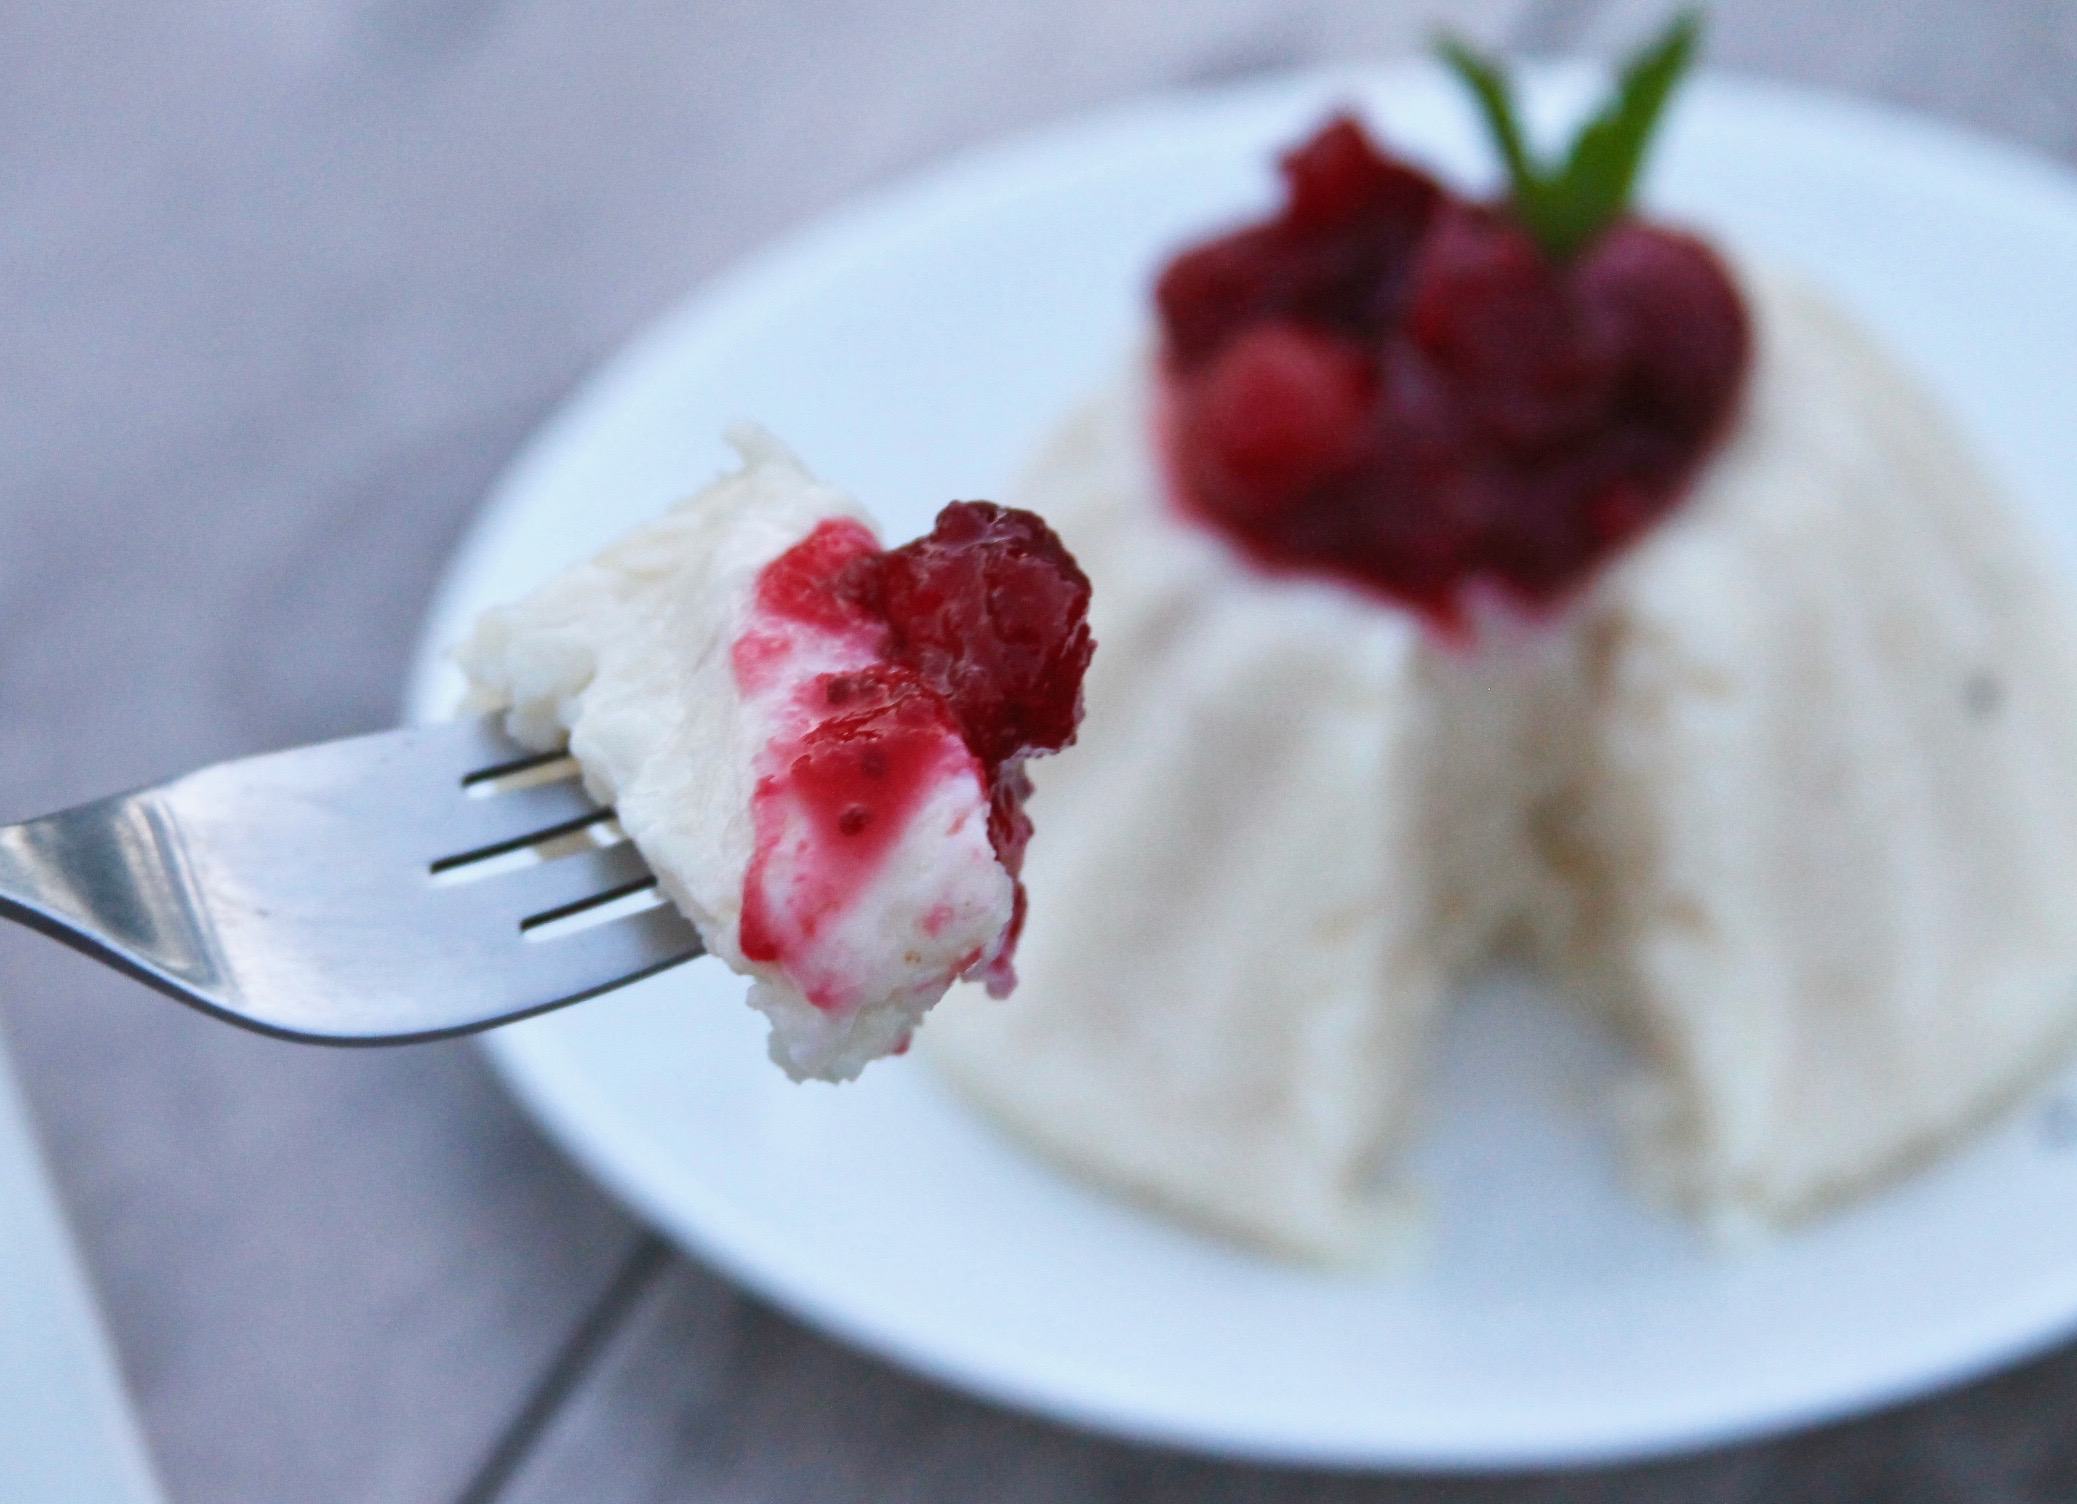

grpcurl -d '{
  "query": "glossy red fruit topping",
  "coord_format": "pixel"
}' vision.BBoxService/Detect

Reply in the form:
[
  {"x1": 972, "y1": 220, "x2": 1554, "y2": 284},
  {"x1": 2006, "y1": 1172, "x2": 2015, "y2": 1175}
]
[
  {"x1": 734, "y1": 507, "x2": 1093, "y2": 995},
  {"x1": 1157, "y1": 118, "x2": 1443, "y2": 368},
  {"x1": 1156, "y1": 115, "x2": 1750, "y2": 632},
  {"x1": 856, "y1": 502, "x2": 1094, "y2": 778},
  {"x1": 736, "y1": 664, "x2": 971, "y2": 973}
]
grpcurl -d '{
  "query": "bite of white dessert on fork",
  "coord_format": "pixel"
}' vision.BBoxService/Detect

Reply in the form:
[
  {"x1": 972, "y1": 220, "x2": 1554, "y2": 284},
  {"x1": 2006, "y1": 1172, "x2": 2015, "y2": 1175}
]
[{"x1": 457, "y1": 426, "x2": 1094, "y2": 1080}]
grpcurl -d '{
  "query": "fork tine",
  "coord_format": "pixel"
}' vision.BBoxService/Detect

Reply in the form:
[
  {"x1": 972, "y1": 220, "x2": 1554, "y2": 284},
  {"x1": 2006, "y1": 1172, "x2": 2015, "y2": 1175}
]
[
  {"x1": 400, "y1": 714, "x2": 544, "y2": 782},
  {"x1": 432, "y1": 779, "x2": 609, "y2": 868},
  {"x1": 447, "y1": 841, "x2": 656, "y2": 929},
  {"x1": 487, "y1": 899, "x2": 705, "y2": 1016}
]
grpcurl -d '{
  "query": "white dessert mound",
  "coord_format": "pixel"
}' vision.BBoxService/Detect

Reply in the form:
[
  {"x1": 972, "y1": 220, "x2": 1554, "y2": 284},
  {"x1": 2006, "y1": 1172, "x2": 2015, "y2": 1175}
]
[
  {"x1": 920, "y1": 269, "x2": 2077, "y2": 1263},
  {"x1": 455, "y1": 425, "x2": 1015, "y2": 1084}
]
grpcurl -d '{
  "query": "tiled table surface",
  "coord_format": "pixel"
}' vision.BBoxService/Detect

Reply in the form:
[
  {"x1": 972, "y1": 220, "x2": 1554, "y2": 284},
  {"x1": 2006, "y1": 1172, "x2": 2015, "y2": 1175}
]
[{"x1": 3, "y1": 2, "x2": 2075, "y2": 1500}]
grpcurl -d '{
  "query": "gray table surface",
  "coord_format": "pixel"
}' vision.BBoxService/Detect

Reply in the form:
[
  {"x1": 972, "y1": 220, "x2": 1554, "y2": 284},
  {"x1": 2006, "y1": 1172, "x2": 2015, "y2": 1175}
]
[{"x1": 3, "y1": 2, "x2": 2075, "y2": 1500}]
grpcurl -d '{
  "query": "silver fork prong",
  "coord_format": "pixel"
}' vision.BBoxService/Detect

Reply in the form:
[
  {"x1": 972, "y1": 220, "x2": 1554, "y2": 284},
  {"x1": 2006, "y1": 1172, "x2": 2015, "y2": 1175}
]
[
  {"x1": 432, "y1": 783, "x2": 612, "y2": 872},
  {"x1": 409, "y1": 715, "x2": 546, "y2": 782},
  {"x1": 452, "y1": 841, "x2": 654, "y2": 931},
  {"x1": 497, "y1": 900, "x2": 704, "y2": 1013}
]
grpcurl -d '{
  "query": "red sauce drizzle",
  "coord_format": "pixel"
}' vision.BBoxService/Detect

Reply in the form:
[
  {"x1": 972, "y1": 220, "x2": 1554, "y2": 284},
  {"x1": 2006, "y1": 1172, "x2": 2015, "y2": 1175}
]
[
  {"x1": 1156, "y1": 116, "x2": 1751, "y2": 633},
  {"x1": 736, "y1": 506, "x2": 1093, "y2": 1001}
]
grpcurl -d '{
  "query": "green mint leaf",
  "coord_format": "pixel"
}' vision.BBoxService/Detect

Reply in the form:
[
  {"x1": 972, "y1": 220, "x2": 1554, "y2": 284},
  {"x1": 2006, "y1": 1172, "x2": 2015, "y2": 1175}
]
[
  {"x1": 1542, "y1": 10, "x2": 1701, "y2": 257},
  {"x1": 1434, "y1": 10, "x2": 1702, "y2": 260},
  {"x1": 1435, "y1": 37, "x2": 1542, "y2": 207}
]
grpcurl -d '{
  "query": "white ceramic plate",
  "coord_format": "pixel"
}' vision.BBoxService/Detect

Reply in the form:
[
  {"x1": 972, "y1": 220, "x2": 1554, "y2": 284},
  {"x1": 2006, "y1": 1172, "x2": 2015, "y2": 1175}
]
[{"x1": 406, "y1": 64, "x2": 2077, "y2": 1469}]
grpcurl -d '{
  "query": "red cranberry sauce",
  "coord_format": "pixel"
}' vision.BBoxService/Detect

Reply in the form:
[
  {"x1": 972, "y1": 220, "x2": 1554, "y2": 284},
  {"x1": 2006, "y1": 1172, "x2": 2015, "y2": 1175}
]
[
  {"x1": 735, "y1": 506, "x2": 1093, "y2": 1001},
  {"x1": 1156, "y1": 116, "x2": 1751, "y2": 632}
]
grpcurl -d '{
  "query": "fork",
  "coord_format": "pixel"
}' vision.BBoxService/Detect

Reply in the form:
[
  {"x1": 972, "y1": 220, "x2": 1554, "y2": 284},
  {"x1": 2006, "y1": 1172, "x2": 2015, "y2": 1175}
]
[{"x1": 0, "y1": 717, "x2": 705, "y2": 1044}]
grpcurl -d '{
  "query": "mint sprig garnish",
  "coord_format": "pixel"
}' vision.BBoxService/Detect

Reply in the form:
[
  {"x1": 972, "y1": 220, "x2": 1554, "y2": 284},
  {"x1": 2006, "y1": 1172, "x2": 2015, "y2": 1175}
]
[{"x1": 1437, "y1": 11, "x2": 1700, "y2": 260}]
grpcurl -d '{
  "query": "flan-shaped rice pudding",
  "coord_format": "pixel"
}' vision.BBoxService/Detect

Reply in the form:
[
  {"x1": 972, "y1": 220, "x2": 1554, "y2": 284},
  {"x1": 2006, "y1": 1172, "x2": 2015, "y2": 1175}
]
[
  {"x1": 457, "y1": 426, "x2": 1093, "y2": 1081},
  {"x1": 923, "y1": 26, "x2": 2077, "y2": 1260}
]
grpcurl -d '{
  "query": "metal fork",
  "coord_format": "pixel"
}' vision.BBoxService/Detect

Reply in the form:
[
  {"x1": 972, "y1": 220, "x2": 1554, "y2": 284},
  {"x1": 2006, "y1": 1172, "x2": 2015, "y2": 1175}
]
[{"x1": 0, "y1": 717, "x2": 705, "y2": 1044}]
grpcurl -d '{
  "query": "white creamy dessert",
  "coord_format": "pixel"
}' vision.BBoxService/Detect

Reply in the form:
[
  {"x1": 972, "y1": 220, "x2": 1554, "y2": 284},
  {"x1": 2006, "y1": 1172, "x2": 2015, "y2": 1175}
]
[
  {"x1": 922, "y1": 270, "x2": 2077, "y2": 1261},
  {"x1": 455, "y1": 427, "x2": 1089, "y2": 1083}
]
